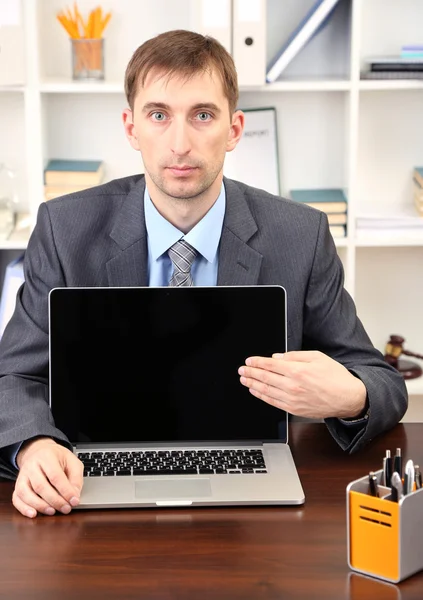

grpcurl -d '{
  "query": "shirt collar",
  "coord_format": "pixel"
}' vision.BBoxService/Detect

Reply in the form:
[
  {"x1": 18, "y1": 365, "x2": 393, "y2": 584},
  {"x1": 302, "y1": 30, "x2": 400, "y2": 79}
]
[{"x1": 144, "y1": 183, "x2": 226, "y2": 263}]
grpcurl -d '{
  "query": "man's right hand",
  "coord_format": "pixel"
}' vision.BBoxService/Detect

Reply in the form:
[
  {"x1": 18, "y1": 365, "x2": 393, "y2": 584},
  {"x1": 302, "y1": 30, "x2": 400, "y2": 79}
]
[{"x1": 13, "y1": 437, "x2": 83, "y2": 518}]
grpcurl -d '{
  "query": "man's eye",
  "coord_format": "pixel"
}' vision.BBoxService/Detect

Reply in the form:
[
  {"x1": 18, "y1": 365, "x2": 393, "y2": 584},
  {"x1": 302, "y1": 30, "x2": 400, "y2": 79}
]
[
  {"x1": 152, "y1": 112, "x2": 166, "y2": 121},
  {"x1": 197, "y1": 112, "x2": 212, "y2": 121}
]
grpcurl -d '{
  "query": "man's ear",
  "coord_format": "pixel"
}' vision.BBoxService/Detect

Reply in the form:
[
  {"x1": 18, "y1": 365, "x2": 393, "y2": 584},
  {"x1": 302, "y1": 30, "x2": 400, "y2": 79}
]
[
  {"x1": 122, "y1": 108, "x2": 140, "y2": 151},
  {"x1": 226, "y1": 110, "x2": 245, "y2": 153}
]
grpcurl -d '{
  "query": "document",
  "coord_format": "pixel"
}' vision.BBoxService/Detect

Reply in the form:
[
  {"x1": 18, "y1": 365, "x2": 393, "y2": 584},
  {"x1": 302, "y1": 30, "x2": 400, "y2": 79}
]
[{"x1": 224, "y1": 107, "x2": 280, "y2": 196}]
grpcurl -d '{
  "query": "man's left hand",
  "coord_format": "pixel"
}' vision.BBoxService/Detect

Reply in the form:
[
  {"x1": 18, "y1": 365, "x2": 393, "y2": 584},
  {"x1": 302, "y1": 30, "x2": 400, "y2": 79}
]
[{"x1": 238, "y1": 351, "x2": 367, "y2": 420}]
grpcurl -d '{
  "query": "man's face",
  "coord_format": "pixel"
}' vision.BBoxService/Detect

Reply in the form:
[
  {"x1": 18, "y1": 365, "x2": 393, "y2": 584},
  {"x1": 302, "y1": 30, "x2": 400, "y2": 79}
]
[{"x1": 123, "y1": 68, "x2": 243, "y2": 203}]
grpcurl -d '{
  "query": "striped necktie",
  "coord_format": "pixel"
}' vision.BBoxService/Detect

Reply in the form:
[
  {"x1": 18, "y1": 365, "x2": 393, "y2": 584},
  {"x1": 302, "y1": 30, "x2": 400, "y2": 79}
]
[{"x1": 168, "y1": 239, "x2": 198, "y2": 287}]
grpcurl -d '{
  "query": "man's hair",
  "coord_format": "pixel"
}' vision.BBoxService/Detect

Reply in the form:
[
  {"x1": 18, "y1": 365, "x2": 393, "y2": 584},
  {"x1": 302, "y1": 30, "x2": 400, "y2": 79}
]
[{"x1": 124, "y1": 29, "x2": 239, "y2": 115}]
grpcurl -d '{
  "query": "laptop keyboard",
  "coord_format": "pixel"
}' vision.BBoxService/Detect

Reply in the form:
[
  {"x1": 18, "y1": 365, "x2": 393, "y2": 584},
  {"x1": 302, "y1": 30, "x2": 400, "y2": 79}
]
[{"x1": 78, "y1": 449, "x2": 268, "y2": 477}]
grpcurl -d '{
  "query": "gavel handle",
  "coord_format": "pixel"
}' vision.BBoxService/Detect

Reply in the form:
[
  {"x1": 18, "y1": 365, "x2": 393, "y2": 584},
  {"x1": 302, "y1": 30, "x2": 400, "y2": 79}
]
[{"x1": 403, "y1": 349, "x2": 423, "y2": 360}]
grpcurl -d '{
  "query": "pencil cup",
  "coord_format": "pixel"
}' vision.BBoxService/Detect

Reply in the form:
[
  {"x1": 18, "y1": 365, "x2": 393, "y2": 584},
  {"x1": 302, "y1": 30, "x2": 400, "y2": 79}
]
[
  {"x1": 347, "y1": 469, "x2": 423, "y2": 583},
  {"x1": 71, "y1": 38, "x2": 104, "y2": 80}
]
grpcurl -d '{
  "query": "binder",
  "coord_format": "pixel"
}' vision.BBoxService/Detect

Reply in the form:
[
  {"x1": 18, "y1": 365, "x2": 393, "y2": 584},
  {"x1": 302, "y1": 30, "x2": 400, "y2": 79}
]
[
  {"x1": 189, "y1": 0, "x2": 232, "y2": 54},
  {"x1": 0, "y1": 0, "x2": 25, "y2": 85},
  {"x1": 233, "y1": 0, "x2": 266, "y2": 86},
  {"x1": 266, "y1": 0, "x2": 342, "y2": 83},
  {"x1": 0, "y1": 254, "x2": 25, "y2": 339}
]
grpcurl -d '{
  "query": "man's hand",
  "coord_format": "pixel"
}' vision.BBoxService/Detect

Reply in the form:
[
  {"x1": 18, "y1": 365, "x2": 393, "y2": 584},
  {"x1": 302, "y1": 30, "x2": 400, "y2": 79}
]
[
  {"x1": 238, "y1": 350, "x2": 367, "y2": 420},
  {"x1": 13, "y1": 437, "x2": 83, "y2": 518}
]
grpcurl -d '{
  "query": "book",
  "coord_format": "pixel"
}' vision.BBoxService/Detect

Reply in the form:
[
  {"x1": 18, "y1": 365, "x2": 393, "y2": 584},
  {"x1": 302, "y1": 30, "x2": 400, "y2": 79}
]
[
  {"x1": 266, "y1": 0, "x2": 342, "y2": 83},
  {"x1": 44, "y1": 159, "x2": 104, "y2": 186},
  {"x1": 414, "y1": 167, "x2": 423, "y2": 188},
  {"x1": 329, "y1": 225, "x2": 345, "y2": 238},
  {"x1": 289, "y1": 188, "x2": 348, "y2": 213},
  {"x1": 327, "y1": 212, "x2": 347, "y2": 225},
  {"x1": 44, "y1": 183, "x2": 97, "y2": 201},
  {"x1": 361, "y1": 71, "x2": 423, "y2": 80},
  {"x1": 414, "y1": 194, "x2": 423, "y2": 216},
  {"x1": 0, "y1": 254, "x2": 25, "y2": 339}
]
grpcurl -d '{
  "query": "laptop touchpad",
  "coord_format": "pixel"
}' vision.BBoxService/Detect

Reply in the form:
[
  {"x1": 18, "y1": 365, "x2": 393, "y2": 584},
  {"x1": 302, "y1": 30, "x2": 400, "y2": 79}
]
[{"x1": 135, "y1": 478, "x2": 212, "y2": 499}]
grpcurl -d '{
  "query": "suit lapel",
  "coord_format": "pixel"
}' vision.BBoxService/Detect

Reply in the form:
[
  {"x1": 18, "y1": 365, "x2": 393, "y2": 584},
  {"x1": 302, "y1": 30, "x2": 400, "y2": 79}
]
[
  {"x1": 217, "y1": 178, "x2": 263, "y2": 285},
  {"x1": 106, "y1": 177, "x2": 149, "y2": 287},
  {"x1": 104, "y1": 176, "x2": 263, "y2": 287}
]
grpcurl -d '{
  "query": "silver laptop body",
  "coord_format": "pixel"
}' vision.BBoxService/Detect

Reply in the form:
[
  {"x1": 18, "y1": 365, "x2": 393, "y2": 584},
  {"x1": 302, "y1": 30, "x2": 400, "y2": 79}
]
[{"x1": 48, "y1": 286, "x2": 305, "y2": 509}]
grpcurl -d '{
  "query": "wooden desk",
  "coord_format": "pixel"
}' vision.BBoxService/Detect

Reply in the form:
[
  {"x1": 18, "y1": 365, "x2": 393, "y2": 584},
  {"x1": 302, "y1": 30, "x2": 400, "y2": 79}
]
[{"x1": 0, "y1": 423, "x2": 422, "y2": 600}]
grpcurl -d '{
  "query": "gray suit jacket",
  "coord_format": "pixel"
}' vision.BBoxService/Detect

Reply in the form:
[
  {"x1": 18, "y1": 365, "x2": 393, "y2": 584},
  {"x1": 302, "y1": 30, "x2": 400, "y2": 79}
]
[{"x1": 0, "y1": 175, "x2": 407, "y2": 476}]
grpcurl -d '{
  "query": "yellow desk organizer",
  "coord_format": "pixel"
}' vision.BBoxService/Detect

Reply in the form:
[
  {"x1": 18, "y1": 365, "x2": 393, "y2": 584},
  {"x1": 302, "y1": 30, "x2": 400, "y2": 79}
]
[{"x1": 347, "y1": 468, "x2": 423, "y2": 583}]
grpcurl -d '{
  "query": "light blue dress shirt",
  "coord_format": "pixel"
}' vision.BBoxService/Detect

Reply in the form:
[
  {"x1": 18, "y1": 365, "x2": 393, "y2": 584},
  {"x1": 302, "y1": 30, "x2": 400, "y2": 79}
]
[{"x1": 144, "y1": 182, "x2": 226, "y2": 286}]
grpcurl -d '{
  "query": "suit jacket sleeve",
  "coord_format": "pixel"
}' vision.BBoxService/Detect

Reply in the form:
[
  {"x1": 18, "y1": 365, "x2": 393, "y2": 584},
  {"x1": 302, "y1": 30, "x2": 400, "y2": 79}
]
[
  {"x1": 0, "y1": 202, "x2": 72, "y2": 475},
  {"x1": 303, "y1": 212, "x2": 408, "y2": 453}
]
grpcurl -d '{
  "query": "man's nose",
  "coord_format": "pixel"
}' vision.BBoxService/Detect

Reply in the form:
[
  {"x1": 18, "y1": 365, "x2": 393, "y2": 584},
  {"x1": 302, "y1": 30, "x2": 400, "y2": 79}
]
[{"x1": 169, "y1": 120, "x2": 191, "y2": 156}]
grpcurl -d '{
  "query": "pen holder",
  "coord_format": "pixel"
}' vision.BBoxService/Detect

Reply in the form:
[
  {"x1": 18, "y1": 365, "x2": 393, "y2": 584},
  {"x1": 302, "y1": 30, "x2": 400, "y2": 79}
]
[
  {"x1": 71, "y1": 38, "x2": 104, "y2": 80},
  {"x1": 347, "y1": 469, "x2": 423, "y2": 583}
]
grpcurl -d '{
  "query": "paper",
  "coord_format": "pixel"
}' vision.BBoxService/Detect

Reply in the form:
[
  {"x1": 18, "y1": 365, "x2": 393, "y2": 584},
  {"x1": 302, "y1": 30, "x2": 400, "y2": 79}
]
[
  {"x1": 0, "y1": 0, "x2": 21, "y2": 27},
  {"x1": 224, "y1": 107, "x2": 280, "y2": 196}
]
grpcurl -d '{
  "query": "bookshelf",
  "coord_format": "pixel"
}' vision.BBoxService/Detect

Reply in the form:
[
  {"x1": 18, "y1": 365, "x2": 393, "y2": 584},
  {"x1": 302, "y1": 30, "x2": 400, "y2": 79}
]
[{"x1": 0, "y1": 0, "x2": 422, "y2": 413}]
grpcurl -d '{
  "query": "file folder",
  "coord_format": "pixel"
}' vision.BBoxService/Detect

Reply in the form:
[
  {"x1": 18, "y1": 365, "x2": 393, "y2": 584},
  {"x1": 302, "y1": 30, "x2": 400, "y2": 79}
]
[
  {"x1": 190, "y1": 0, "x2": 232, "y2": 54},
  {"x1": 233, "y1": 0, "x2": 266, "y2": 86}
]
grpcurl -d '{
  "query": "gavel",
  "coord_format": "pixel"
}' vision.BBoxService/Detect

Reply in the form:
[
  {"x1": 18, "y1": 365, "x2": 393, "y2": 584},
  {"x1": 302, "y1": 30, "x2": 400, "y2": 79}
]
[{"x1": 384, "y1": 335, "x2": 423, "y2": 380}]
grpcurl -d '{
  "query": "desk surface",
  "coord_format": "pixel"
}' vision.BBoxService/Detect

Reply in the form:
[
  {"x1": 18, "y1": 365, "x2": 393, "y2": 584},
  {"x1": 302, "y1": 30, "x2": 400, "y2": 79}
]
[{"x1": 1, "y1": 423, "x2": 422, "y2": 600}]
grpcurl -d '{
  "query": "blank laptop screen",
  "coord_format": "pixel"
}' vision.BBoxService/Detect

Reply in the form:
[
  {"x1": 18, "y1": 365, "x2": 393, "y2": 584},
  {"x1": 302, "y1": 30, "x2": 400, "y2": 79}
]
[{"x1": 49, "y1": 286, "x2": 287, "y2": 445}]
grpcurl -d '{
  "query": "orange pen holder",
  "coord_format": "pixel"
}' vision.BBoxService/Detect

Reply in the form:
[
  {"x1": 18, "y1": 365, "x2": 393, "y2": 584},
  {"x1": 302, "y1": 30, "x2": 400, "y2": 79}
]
[{"x1": 347, "y1": 469, "x2": 423, "y2": 583}]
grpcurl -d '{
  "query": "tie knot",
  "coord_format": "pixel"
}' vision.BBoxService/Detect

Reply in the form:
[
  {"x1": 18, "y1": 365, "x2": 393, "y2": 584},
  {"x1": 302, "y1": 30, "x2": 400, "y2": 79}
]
[{"x1": 168, "y1": 239, "x2": 198, "y2": 286}]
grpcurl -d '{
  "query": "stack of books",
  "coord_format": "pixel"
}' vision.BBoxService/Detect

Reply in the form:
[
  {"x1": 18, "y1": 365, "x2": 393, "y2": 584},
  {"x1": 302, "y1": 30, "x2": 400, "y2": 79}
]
[
  {"x1": 361, "y1": 51, "x2": 423, "y2": 80},
  {"x1": 44, "y1": 159, "x2": 104, "y2": 200},
  {"x1": 289, "y1": 188, "x2": 347, "y2": 238},
  {"x1": 413, "y1": 166, "x2": 423, "y2": 217}
]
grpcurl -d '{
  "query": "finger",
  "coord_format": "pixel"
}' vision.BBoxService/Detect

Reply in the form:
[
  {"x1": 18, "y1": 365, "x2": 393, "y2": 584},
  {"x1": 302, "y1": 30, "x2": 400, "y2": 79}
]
[
  {"x1": 240, "y1": 368, "x2": 298, "y2": 403},
  {"x1": 39, "y1": 464, "x2": 79, "y2": 511},
  {"x1": 12, "y1": 488, "x2": 38, "y2": 518},
  {"x1": 272, "y1": 350, "x2": 321, "y2": 362},
  {"x1": 13, "y1": 477, "x2": 57, "y2": 517},
  {"x1": 248, "y1": 386, "x2": 291, "y2": 412},
  {"x1": 64, "y1": 455, "x2": 84, "y2": 503}
]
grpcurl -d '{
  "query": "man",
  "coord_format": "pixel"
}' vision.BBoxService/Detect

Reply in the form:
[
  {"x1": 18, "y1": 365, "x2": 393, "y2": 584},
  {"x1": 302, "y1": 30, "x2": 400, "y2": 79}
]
[{"x1": 0, "y1": 30, "x2": 407, "y2": 518}]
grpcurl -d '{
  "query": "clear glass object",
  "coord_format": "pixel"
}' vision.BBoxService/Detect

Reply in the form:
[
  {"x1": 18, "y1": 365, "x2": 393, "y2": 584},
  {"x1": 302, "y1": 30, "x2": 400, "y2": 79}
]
[
  {"x1": 71, "y1": 38, "x2": 105, "y2": 80},
  {"x1": 0, "y1": 164, "x2": 18, "y2": 241}
]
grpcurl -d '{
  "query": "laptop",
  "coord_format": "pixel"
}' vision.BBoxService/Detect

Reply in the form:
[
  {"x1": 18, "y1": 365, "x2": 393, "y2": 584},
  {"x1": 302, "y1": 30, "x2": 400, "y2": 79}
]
[{"x1": 48, "y1": 285, "x2": 305, "y2": 509}]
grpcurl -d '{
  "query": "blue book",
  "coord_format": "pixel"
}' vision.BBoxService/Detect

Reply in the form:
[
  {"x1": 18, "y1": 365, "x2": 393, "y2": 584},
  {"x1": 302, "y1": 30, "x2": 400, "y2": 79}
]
[
  {"x1": 44, "y1": 159, "x2": 104, "y2": 185},
  {"x1": 266, "y1": 0, "x2": 343, "y2": 83},
  {"x1": 290, "y1": 188, "x2": 347, "y2": 213}
]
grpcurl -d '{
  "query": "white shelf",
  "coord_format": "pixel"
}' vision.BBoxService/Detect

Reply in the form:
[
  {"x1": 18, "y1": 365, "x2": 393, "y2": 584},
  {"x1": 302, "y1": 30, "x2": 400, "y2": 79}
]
[
  {"x1": 406, "y1": 378, "x2": 423, "y2": 397},
  {"x1": 39, "y1": 79, "x2": 124, "y2": 94},
  {"x1": 0, "y1": 240, "x2": 28, "y2": 251},
  {"x1": 359, "y1": 80, "x2": 423, "y2": 91},
  {"x1": 355, "y1": 235, "x2": 423, "y2": 247},
  {"x1": 242, "y1": 79, "x2": 351, "y2": 93},
  {"x1": 0, "y1": 85, "x2": 25, "y2": 93}
]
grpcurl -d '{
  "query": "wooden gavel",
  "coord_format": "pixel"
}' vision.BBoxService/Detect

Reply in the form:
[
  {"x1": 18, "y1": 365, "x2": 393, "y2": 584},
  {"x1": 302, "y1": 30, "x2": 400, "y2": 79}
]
[{"x1": 384, "y1": 335, "x2": 423, "y2": 379}]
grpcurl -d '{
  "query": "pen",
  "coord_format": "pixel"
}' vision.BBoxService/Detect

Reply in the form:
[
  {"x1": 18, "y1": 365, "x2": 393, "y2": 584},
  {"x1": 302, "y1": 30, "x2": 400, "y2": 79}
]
[
  {"x1": 393, "y1": 447, "x2": 402, "y2": 478},
  {"x1": 383, "y1": 449, "x2": 392, "y2": 487},
  {"x1": 403, "y1": 459, "x2": 415, "y2": 496},
  {"x1": 391, "y1": 471, "x2": 403, "y2": 503},
  {"x1": 415, "y1": 464, "x2": 422, "y2": 490},
  {"x1": 368, "y1": 471, "x2": 379, "y2": 497}
]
